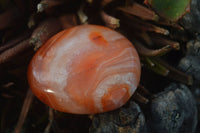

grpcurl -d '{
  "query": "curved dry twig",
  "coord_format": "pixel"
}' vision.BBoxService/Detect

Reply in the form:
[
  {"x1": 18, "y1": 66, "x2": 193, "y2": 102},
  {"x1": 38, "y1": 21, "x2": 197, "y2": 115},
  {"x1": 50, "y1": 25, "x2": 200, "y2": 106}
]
[{"x1": 133, "y1": 41, "x2": 172, "y2": 57}]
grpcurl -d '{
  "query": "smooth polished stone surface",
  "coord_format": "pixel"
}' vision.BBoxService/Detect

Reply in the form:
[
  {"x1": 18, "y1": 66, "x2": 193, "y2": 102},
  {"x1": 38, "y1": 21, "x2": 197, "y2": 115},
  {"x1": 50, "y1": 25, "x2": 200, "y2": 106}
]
[{"x1": 27, "y1": 25, "x2": 141, "y2": 114}]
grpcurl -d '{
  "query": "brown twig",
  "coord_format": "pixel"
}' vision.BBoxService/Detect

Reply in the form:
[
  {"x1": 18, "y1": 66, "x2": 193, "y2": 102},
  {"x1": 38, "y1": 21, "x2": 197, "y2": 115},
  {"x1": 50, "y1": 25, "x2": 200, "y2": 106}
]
[
  {"x1": 150, "y1": 34, "x2": 180, "y2": 50},
  {"x1": 120, "y1": 15, "x2": 169, "y2": 35},
  {"x1": 14, "y1": 89, "x2": 34, "y2": 133},
  {"x1": 142, "y1": 56, "x2": 155, "y2": 67},
  {"x1": 130, "y1": 31, "x2": 153, "y2": 46},
  {"x1": 30, "y1": 18, "x2": 62, "y2": 50},
  {"x1": 139, "y1": 32, "x2": 153, "y2": 46},
  {"x1": 157, "y1": 59, "x2": 193, "y2": 85},
  {"x1": 0, "y1": 18, "x2": 62, "y2": 64},
  {"x1": 133, "y1": 40, "x2": 172, "y2": 57},
  {"x1": 77, "y1": 5, "x2": 88, "y2": 24},
  {"x1": 0, "y1": 31, "x2": 31, "y2": 53},
  {"x1": 157, "y1": 21, "x2": 184, "y2": 30},
  {"x1": 117, "y1": 3, "x2": 159, "y2": 21},
  {"x1": 0, "y1": 39, "x2": 30, "y2": 64},
  {"x1": 44, "y1": 108, "x2": 54, "y2": 133},
  {"x1": 144, "y1": 58, "x2": 170, "y2": 76},
  {"x1": 138, "y1": 84, "x2": 152, "y2": 96},
  {"x1": 37, "y1": 0, "x2": 66, "y2": 12},
  {"x1": 101, "y1": 0, "x2": 116, "y2": 6},
  {"x1": 101, "y1": 11, "x2": 120, "y2": 29},
  {"x1": 133, "y1": 92, "x2": 149, "y2": 104}
]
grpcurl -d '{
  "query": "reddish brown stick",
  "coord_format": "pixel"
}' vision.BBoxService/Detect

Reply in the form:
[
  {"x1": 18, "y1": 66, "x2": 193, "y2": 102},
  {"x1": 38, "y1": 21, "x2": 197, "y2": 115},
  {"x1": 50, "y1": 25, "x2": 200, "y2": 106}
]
[
  {"x1": 118, "y1": 3, "x2": 159, "y2": 21},
  {"x1": 133, "y1": 40, "x2": 172, "y2": 57},
  {"x1": 120, "y1": 15, "x2": 169, "y2": 35},
  {"x1": 101, "y1": 0, "x2": 116, "y2": 6},
  {"x1": 0, "y1": 31, "x2": 30, "y2": 53},
  {"x1": 0, "y1": 18, "x2": 62, "y2": 64},
  {"x1": 150, "y1": 35, "x2": 180, "y2": 50},
  {"x1": 0, "y1": 39, "x2": 30, "y2": 64},
  {"x1": 101, "y1": 11, "x2": 120, "y2": 29},
  {"x1": 44, "y1": 108, "x2": 54, "y2": 133},
  {"x1": 14, "y1": 89, "x2": 34, "y2": 133},
  {"x1": 30, "y1": 18, "x2": 62, "y2": 50}
]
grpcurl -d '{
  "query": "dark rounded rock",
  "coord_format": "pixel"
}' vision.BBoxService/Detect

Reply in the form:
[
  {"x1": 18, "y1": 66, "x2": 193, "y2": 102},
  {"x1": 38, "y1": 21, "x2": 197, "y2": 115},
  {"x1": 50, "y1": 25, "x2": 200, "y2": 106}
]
[
  {"x1": 179, "y1": 55, "x2": 200, "y2": 82},
  {"x1": 89, "y1": 102, "x2": 148, "y2": 133},
  {"x1": 180, "y1": 0, "x2": 200, "y2": 34},
  {"x1": 147, "y1": 83, "x2": 197, "y2": 133}
]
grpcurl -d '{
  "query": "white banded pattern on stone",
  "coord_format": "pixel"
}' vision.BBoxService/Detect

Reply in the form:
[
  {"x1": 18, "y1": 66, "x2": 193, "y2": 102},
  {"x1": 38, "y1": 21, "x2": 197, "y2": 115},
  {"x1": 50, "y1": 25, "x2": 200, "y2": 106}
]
[{"x1": 28, "y1": 25, "x2": 141, "y2": 114}]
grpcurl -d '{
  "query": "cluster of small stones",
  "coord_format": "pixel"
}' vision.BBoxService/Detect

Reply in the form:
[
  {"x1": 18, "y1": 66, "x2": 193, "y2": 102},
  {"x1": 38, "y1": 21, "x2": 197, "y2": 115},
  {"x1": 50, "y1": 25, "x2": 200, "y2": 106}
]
[
  {"x1": 178, "y1": 39, "x2": 200, "y2": 132},
  {"x1": 89, "y1": 83, "x2": 197, "y2": 133},
  {"x1": 179, "y1": 0, "x2": 200, "y2": 131}
]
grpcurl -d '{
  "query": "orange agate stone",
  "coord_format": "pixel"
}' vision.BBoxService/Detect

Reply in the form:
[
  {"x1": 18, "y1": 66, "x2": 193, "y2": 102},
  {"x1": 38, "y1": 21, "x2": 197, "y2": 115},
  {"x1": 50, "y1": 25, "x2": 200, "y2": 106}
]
[{"x1": 27, "y1": 25, "x2": 141, "y2": 114}]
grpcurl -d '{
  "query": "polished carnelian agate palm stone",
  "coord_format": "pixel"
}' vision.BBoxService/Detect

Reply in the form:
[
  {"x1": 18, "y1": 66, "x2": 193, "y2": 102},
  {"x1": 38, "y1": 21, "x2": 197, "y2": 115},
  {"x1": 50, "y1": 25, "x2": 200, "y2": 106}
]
[{"x1": 27, "y1": 25, "x2": 141, "y2": 114}]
